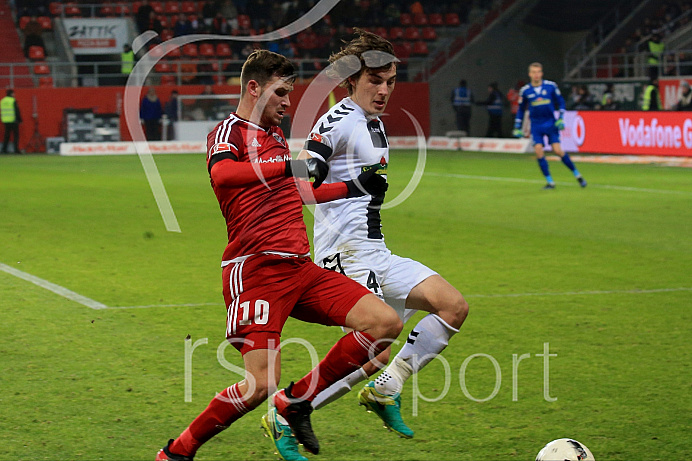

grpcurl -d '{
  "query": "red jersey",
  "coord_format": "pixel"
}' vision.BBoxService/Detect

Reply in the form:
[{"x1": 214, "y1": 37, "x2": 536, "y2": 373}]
[{"x1": 206, "y1": 113, "x2": 310, "y2": 265}]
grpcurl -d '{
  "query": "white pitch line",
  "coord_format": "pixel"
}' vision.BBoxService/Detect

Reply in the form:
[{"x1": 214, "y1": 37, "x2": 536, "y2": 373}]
[
  {"x1": 426, "y1": 172, "x2": 692, "y2": 196},
  {"x1": 465, "y1": 287, "x2": 692, "y2": 299},
  {"x1": 0, "y1": 262, "x2": 108, "y2": 310},
  {"x1": 109, "y1": 302, "x2": 222, "y2": 309}
]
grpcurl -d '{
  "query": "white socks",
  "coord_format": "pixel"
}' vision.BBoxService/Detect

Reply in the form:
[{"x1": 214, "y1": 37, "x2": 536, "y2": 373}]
[
  {"x1": 310, "y1": 314, "x2": 459, "y2": 408},
  {"x1": 311, "y1": 367, "x2": 369, "y2": 410},
  {"x1": 375, "y1": 314, "x2": 458, "y2": 396}
]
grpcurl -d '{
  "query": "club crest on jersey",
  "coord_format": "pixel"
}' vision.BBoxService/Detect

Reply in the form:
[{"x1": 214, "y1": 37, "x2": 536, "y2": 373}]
[
  {"x1": 310, "y1": 132, "x2": 323, "y2": 143},
  {"x1": 272, "y1": 132, "x2": 286, "y2": 146}
]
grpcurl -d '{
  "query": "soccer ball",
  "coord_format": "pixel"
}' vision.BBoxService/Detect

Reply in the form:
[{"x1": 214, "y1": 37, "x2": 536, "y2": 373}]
[{"x1": 535, "y1": 438, "x2": 595, "y2": 461}]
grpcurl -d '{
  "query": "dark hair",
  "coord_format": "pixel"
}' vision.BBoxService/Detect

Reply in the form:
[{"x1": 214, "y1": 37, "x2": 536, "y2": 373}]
[
  {"x1": 6, "y1": 89, "x2": 14, "y2": 96},
  {"x1": 327, "y1": 28, "x2": 397, "y2": 95},
  {"x1": 240, "y1": 50, "x2": 295, "y2": 96},
  {"x1": 460, "y1": 79, "x2": 467, "y2": 86}
]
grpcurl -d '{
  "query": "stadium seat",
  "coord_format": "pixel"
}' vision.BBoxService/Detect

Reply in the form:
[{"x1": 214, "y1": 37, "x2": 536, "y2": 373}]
[
  {"x1": 374, "y1": 27, "x2": 388, "y2": 39},
  {"x1": 428, "y1": 13, "x2": 444, "y2": 27},
  {"x1": 160, "y1": 75, "x2": 176, "y2": 85},
  {"x1": 166, "y1": 45, "x2": 182, "y2": 58},
  {"x1": 238, "y1": 14, "x2": 251, "y2": 29},
  {"x1": 421, "y1": 27, "x2": 437, "y2": 41},
  {"x1": 404, "y1": 27, "x2": 420, "y2": 41},
  {"x1": 39, "y1": 76, "x2": 53, "y2": 87},
  {"x1": 199, "y1": 43, "x2": 215, "y2": 57},
  {"x1": 49, "y1": 2, "x2": 62, "y2": 16},
  {"x1": 216, "y1": 42, "x2": 232, "y2": 57},
  {"x1": 211, "y1": 61, "x2": 220, "y2": 71},
  {"x1": 412, "y1": 41, "x2": 429, "y2": 56},
  {"x1": 64, "y1": 3, "x2": 82, "y2": 16},
  {"x1": 99, "y1": 5, "x2": 115, "y2": 16},
  {"x1": 445, "y1": 13, "x2": 460, "y2": 27},
  {"x1": 399, "y1": 13, "x2": 412, "y2": 26},
  {"x1": 132, "y1": 2, "x2": 142, "y2": 13},
  {"x1": 155, "y1": 62, "x2": 173, "y2": 73},
  {"x1": 413, "y1": 14, "x2": 428, "y2": 26},
  {"x1": 389, "y1": 27, "x2": 404, "y2": 40},
  {"x1": 19, "y1": 16, "x2": 31, "y2": 30},
  {"x1": 28, "y1": 46, "x2": 45, "y2": 61},
  {"x1": 165, "y1": 1, "x2": 181, "y2": 15},
  {"x1": 161, "y1": 29, "x2": 174, "y2": 42},
  {"x1": 181, "y1": 1, "x2": 197, "y2": 14},
  {"x1": 33, "y1": 63, "x2": 50, "y2": 75},
  {"x1": 148, "y1": 43, "x2": 165, "y2": 59},
  {"x1": 182, "y1": 43, "x2": 198, "y2": 57},
  {"x1": 392, "y1": 42, "x2": 411, "y2": 60},
  {"x1": 38, "y1": 16, "x2": 52, "y2": 30},
  {"x1": 158, "y1": 15, "x2": 169, "y2": 28},
  {"x1": 115, "y1": 3, "x2": 131, "y2": 15},
  {"x1": 150, "y1": 1, "x2": 164, "y2": 14}
]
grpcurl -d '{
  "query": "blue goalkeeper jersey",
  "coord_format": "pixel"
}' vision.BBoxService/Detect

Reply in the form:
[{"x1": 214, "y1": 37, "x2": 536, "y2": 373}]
[{"x1": 515, "y1": 80, "x2": 565, "y2": 128}]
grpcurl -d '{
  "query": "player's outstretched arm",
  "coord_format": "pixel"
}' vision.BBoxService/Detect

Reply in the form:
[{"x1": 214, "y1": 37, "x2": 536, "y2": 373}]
[
  {"x1": 296, "y1": 167, "x2": 388, "y2": 205},
  {"x1": 209, "y1": 156, "x2": 327, "y2": 188}
]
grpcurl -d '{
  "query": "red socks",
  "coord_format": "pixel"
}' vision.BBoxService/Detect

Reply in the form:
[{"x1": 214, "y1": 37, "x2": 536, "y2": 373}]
[
  {"x1": 170, "y1": 383, "x2": 250, "y2": 457},
  {"x1": 291, "y1": 331, "x2": 384, "y2": 401}
]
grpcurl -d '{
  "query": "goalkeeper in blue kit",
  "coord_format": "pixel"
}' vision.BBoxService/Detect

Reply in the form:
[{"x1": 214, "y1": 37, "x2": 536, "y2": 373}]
[{"x1": 514, "y1": 62, "x2": 587, "y2": 189}]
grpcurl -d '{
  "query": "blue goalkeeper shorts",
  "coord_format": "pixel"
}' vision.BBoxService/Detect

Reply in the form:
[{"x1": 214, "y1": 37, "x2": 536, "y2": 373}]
[{"x1": 531, "y1": 120, "x2": 561, "y2": 146}]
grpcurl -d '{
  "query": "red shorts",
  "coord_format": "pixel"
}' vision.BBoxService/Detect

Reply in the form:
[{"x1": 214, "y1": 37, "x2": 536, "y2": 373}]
[{"x1": 222, "y1": 254, "x2": 371, "y2": 355}]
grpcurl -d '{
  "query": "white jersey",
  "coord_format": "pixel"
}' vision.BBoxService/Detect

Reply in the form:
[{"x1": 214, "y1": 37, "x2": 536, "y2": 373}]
[{"x1": 305, "y1": 97, "x2": 389, "y2": 262}]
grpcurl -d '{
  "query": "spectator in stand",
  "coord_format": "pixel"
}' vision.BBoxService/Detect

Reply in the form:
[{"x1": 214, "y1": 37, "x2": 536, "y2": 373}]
[
  {"x1": 121, "y1": 44, "x2": 135, "y2": 85},
  {"x1": 641, "y1": 78, "x2": 662, "y2": 111},
  {"x1": 202, "y1": 1, "x2": 217, "y2": 30},
  {"x1": 477, "y1": 82, "x2": 504, "y2": 138},
  {"x1": 383, "y1": 2, "x2": 401, "y2": 26},
  {"x1": 409, "y1": 0, "x2": 424, "y2": 15},
  {"x1": 136, "y1": 0, "x2": 154, "y2": 34},
  {"x1": 173, "y1": 14, "x2": 193, "y2": 37},
  {"x1": 234, "y1": 0, "x2": 248, "y2": 15},
  {"x1": 1, "y1": 89, "x2": 22, "y2": 154},
  {"x1": 600, "y1": 93, "x2": 619, "y2": 110},
  {"x1": 140, "y1": 87, "x2": 163, "y2": 140},
  {"x1": 269, "y1": 2, "x2": 285, "y2": 28},
  {"x1": 219, "y1": 0, "x2": 239, "y2": 30},
  {"x1": 164, "y1": 90, "x2": 179, "y2": 140},
  {"x1": 600, "y1": 83, "x2": 614, "y2": 108},
  {"x1": 674, "y1": 81, "x2": 692, "y2": 110},
  {"x1": 450, "y1": 79, "x2": 473, "y2": 134},
  {"x1": 22, "y1": 16, "x2": 45, "y2": 58},
  {"x1": 506, "y1": 80, "x2": 523, "y2": 133},
  {"x1": 143, "y1": 10, "x2": 163, "y2": 36},
  {"x1": 573, "y1": 85, "x2": 596, "y2": 110},
  {"x1": 645, "y1": 32, "x2": 665, "y2": 80},
  {"x1": 297, "y1": 27, "x2": 319, "y2": 53},
  {"x1": 212, "y1": 12, "x2": 230, "y2": 35}
]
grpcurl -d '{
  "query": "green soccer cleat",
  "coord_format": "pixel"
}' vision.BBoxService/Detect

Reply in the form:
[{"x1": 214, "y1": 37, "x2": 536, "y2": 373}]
[
  {"x1": 261, "y1": 407, "x2": 308, "y2": 461},
  {"x1": 358, "y1": 381, "x2": 414, "y2": 439}
]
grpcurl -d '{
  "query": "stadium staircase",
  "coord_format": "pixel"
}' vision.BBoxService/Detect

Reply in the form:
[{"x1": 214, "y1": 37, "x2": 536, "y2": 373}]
[
  {"x1": 0, "y1": 0, "x2": 33, "y2": 88},
  {"x1": 562, "y1": 0, "x2": 659, "y2": 80}
]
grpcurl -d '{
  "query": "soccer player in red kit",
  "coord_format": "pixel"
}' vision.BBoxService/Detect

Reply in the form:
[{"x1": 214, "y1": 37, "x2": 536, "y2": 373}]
[{"x1": 156, "y1": 50, "x2": 399, "y2": 461}]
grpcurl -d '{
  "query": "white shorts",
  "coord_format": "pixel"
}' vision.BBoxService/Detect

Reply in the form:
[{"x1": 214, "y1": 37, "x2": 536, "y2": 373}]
[{"x1": 318, "y1": 248, "x2": 437, "y2": 322}]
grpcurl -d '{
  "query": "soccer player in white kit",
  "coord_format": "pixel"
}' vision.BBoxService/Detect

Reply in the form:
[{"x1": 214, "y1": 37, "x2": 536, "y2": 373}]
[{"x1": 261, "y1": 29, "x2": 468, "y2": 460}]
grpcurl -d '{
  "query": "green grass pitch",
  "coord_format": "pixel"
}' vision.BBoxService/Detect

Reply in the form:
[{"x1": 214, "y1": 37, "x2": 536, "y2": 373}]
[{"x1": 1, "y1": 150, "x2": 690, "y2": 460}]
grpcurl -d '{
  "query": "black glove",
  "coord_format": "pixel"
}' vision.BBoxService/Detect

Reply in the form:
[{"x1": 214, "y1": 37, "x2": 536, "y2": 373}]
[
  {"x1": 286, "y1": 157, "x2": 329, "y2": 188},
  {"x1": 345, "y1": 168, "x2": 388, "y2": 198}
]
